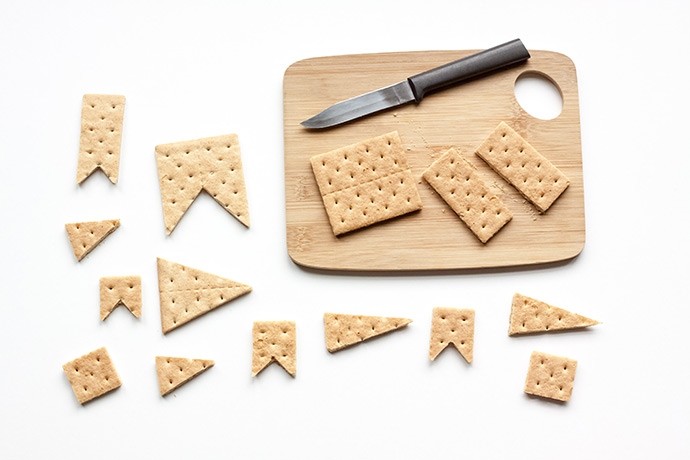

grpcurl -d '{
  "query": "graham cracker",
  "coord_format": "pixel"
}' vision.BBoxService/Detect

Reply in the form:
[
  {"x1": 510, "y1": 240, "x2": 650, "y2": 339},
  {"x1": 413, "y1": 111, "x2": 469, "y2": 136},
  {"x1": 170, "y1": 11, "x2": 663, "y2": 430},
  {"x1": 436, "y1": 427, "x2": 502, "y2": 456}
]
[
  {"x1": 155, "y1": 356, "x2": 214, "y2": 396},
  {"x1": 524, "y1": 351, "x2": 577, "y2": 402},
  {"x1": 323, "y1": 313, "x2": 412, "y2": 352},
  {"x1": 310, "y1": 131, "x2": 422, "y2": 235},
  {"x1": 157, "y1": 258, "x2": 252, "y2": 334},
  {"x1": 100, "y1": 275, "x2": 142, "y2": 320},
  {"x1": 155, "y1": 134, "x2": 249, "y2": 234},
  {"x1": 77, "y1": 95, "x2": 125, "y2": 184},
  {"x1": 422, "y1": 148, "x2": 512, "y2": 243},
  {"x1": 509, "y1": 293, "x2": 599, "y2": 336},
  {"x1": 65, "y1": 219, "x2": 120, "y2": 261},
  {"x1": 62, "y1": 347, "x2": 121, "y2": 404},
  {"x1": 475, "y1": 122, "x2": 570, "y2": 212},
  {"x1": 252, "y1": 321, "x2": 296, "y2": 377},
  {"x1": 429, "y1": 307, "x2": 474, "y2": 363}
]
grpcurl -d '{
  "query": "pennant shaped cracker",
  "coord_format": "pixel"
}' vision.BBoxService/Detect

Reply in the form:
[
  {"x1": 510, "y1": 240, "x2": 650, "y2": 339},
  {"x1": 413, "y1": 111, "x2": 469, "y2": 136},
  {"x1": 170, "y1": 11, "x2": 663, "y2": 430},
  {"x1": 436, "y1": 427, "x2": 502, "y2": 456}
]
[
  {"x1": 524, "y1": 351, "x2": 577, "y2": 402},
  {"x1": 509, "y1": 293, "x2": 599, "y2": 336},
  {"x1": 324, "y1": 313, "x2": 412, "y2": 352},
  {"x1": 155, "y1": 356, "x2": 214, "y2": 396},
  {"x1": 475, "y1": 122, "x2": 570, "y2": 212},
  {"x1": 429, "y1": 307, "x2": 474, "y2": 363},
  {"x1": 155, "y1": 134, "x2": 249, "y2": 234},
  {"x1": 423, "y1": 148, "x2": 512, "y2": 243},
  {"x1": 62, "y1": 347, "x2": 122, "y2": 404},
  {"x1": 252, "y1": 321, "x2": 296, "y2": 377},
  {"x1": 310, "y1": 132, "x2": 422, "y2": 236},
  {"x1": 65, "y1": 219, "x2": 120, "y2": 261},
  {"x1": 100, "y1": 276, "x2": 142, "y2": 320},
  {"x1": 157, "y1": 258, "x2": 252, "y2": 333},
  {"x1": 77, "y1": 95, "x2": 125, "y2": 184}
]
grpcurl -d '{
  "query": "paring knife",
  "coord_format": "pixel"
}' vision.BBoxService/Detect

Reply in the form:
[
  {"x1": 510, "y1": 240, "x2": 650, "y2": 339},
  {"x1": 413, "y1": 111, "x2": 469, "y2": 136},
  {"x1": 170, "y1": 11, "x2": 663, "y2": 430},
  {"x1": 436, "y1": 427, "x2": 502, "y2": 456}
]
[{"x1": 301, "y1": 38, "x2": 530, "y2": 129}]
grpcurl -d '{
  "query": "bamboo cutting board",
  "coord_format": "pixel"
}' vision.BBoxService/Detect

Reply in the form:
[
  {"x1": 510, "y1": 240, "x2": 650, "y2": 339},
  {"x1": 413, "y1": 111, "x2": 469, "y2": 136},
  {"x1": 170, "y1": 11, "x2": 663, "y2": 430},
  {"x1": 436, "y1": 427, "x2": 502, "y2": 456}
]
[{"x1": 284, "y1": 50, "x2": 584, "y2": 271}]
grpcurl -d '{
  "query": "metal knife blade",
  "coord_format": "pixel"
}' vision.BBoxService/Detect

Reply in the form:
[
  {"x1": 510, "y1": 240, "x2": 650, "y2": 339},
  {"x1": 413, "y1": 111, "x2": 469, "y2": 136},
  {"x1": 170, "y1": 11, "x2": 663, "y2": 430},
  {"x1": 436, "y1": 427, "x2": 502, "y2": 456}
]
[{"x1": 301, "y1": 38, "x2": 530, "y2": 129}]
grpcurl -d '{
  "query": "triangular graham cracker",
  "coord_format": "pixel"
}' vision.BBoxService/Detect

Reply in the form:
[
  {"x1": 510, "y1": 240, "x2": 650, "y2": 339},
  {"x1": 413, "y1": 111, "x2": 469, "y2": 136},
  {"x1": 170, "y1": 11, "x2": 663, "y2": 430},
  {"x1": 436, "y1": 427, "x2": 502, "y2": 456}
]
[
  {"x1": 100, "y1": 276, "x2": 142, "y2": 320},
  {"x1": 508, "y1": 293, "x2": 599, "y2": 336},
  {"x1": 252, "y1": 321, "x2": 296, "y2": 377},
  {"x1": 155, "y1": 134, "x2": 249, "y2": 234},
  {"x1": 157, "y1": 258, "x2": 252, "y2": 333},
  {"x1": 429, "y1": 307, "x2": 474, "y2": 363},
  {"x1": 324, "y1": 313, "x2": 412, "y2": 352},
  {"x1": 155, "y1": 356, "x2": 214, "y2": 396},
  {"x1": 65, "y1": 219, "x2": 120, "y2": 261}
]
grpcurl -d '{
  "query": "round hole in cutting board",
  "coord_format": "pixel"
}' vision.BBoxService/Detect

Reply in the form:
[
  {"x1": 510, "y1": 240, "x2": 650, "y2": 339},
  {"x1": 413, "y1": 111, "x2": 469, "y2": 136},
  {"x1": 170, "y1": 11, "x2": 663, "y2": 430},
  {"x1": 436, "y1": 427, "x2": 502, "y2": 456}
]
[{"x1": 514, "y1": 72, "x2": 563, "y2": 120}]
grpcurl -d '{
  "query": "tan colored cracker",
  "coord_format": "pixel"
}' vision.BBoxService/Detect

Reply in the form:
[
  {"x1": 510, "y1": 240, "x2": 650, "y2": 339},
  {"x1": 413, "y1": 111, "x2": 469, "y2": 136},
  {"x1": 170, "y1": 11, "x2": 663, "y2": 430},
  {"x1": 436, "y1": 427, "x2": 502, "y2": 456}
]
[
  {"x1": 509, "y1": 293, "x2": 599, "y2": 336},
  {"x1": 77, "y1": 95, "x2": 125, "y2": 184},
  {"x1": 524, "y1": 351, "x2": 577, "y2": 402},
  {"x1": 155, "y1": 356, "x2": 214, "y2": 396},
  {"x1": 100, "y1": 275, "x2": 142, "y2": 320},
  {"x1": 65, "y1": 219, "x2": 120, "y2": 261},
  {"x1": 429, "y1": 307, "x2": 474, "y2": 363},
  {"x1": 423, "y1": 148, "x2": 512, "y2": 243},
  {"x1": 157, "y1": 258, "x2": 252, "y2": 334},
  {"x1": 62, "y1": 347, "x2": 122, "y2": 404},
  {"x1": 252, "y1": 321, "x2": 296, "y2": 377},
  {"x1": 475, "y1": 122, "x2": 570, "y2": 212},
  {"x1": 310, "y1": 132, "x2": 422, "y2": 235},
  {"x1": 324, "y1": 313, "x2": 412, "y2": 352},
  {"x1": 155, "y1": 134, "x2": 249, "y2": 234}
]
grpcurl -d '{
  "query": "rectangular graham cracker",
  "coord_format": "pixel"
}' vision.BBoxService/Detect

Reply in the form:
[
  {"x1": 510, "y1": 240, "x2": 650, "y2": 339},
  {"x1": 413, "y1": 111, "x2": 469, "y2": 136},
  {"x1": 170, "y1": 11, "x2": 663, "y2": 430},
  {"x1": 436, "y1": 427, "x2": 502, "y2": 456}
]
[
  {"x1": 423, "y1": 148, "x2": 512, "y2": 243},
  {"x1": 310, "y1": 132, "x2": 422, "y2": 235},
  {"x1": 77, "y1": 95, "x2": 125, "y2": 184},
  {"x1": 252, "y1": 321, "x2": 296, "y2": 377},
  {"x1": 62, "y1": 347, "x2": 122, "y2": 404},
  {"x1": 524, "y1": 351, "x2": 578, "y2": 402},
  {"x1": 429, "y1": 307, "x2": 474, "y2": 363},
  {"x1": 475, "y1": 122, "x2": 570, "y2": 212}
]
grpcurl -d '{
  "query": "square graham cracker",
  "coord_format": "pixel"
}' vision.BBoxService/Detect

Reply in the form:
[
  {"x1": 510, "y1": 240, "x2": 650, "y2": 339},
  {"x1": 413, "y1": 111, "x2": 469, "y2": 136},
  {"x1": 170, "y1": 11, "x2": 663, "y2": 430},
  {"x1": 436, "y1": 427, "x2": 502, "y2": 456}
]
[
  {"x1": 62, "y1": 347, "x2": 122, "y2": 404},
  {"x1": 524, "y1": 351, "x2": 578, "y2": 402}
]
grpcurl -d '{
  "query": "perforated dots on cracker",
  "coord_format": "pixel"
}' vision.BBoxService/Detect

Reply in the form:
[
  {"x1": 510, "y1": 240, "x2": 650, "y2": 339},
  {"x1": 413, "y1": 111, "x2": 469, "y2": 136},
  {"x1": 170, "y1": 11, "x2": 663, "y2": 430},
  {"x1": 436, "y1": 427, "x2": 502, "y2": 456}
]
[
  {"x1": 155, "y1": 356, "x2": 214, "y2": 396},
  {"x1": 310, "y1": 132, "x2": 422, "y2": 235},
  {"x1": 77, "y1": 95, "x2": 125, "y2": 184},
  {"x1": 62, "y1": 347, "x2": 122, "y2": 404},
  {"x1": 65, "y1": 219, "x2": 120, "y2": 261},
  {"x1": 524, "y1": 351, "x2": 577, "y2": 402},
  {"x1": 475, "y1": 122, "x2": 569, "y2": 212},
  {"x1": 509, "y1": 293, "x2": 599, "y2": 336},
  {"x1": 324, "y1": 313, "x2": 412, "y2": 352},
  {"x1": 429, "y1": 307, "x2": 474, "y2": 363},
  {"x1": 100, "y1": 275, "x2": 142, "y2": 320},
  {"x1": 252, "y1": 321, "x2": 296, "y2": 377}
]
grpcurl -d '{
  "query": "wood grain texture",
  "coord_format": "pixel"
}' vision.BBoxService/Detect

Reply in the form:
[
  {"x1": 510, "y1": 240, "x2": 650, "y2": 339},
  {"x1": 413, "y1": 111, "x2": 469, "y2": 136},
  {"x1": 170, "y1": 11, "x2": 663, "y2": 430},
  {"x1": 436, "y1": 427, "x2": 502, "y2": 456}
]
[{"x1": 284, "y1": 50, "x2": 584, "y2": 271}]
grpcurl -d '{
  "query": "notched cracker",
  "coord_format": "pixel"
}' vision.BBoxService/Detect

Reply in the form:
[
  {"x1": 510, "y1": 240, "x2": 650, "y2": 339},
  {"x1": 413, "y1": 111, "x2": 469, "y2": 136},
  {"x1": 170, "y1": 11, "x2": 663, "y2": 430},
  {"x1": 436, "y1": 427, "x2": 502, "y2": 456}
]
[
  {"x1": 310, "y1": 132, "x2": 422, "y2": 236},
  {"x1": 252, "y1": 321, "x2": 296, "y2": 377},
  {"x1": 429, "y1": 307, "x2": 474, "y2": 363},
  {"x1": 62, "y1": 347, "x2": 122, "y2": 404},
  {"x1": 509, "y1": 293, "x2": 599, "y2": 336},
  {"x1": 155, "y1": 356, "x2": 214, "y2": 396},
  {"x1": 157, "y1": 258, "x2": 252, "y2": 334},
  {"x1": 77, "y1": 95, "x2": 125, "y2": 184},
  {"x1": 475, "y1": 122, "x2": 570, "y2": 212},
  {"x1": 100, "y1": 275, "x2": 142, "y2": 320},
  {"x1": 323, "y1": 313, "x2": 412, "y2": 352},
  {"x1": 65, "y1": 219, "x2": 120, "y2": 261},
  {"x1": 423, "y1": 148, "x2": 512, "y2": 243},
  {"x1": 524, "y1": 351, "x2": 577, "y2": 402}
]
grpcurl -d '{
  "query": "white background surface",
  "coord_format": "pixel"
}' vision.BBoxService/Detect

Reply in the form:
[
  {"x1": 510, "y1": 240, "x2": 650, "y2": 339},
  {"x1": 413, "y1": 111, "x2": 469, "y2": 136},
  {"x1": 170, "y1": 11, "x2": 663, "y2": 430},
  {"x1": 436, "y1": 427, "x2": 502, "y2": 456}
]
[{"x1": 1, "y1": 1, "x2": 688, "y2": 458}]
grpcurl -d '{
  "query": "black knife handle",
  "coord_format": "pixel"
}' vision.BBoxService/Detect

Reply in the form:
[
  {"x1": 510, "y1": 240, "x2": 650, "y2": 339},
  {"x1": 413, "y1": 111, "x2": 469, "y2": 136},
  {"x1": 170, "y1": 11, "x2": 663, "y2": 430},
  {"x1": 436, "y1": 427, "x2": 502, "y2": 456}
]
[{"x1": 407, "y1": 38, "x2": 531, "y2": 103}]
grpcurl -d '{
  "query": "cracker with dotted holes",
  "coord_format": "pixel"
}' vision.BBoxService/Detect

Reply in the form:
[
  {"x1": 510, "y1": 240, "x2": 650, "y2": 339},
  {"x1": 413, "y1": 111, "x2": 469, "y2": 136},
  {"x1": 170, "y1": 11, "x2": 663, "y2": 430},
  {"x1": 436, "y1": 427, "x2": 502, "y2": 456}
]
[
  {"x1": 524, "y1": 351, "x2": 577, "y2": 402},
  {"x1": 310, "y1": 132, "x2": 422, "y2": 236},
  {"x1": 475, "y1": 122, "x2": 570, "y2": 212},
  {"x1": 252, "y1": 321, "x2": 296, "y2": 377},
  {"x1": 324, "y1": 313, "x2": 412, "y2": 352},
  {"x1": 100, "y1": 275, "x2": 142, "y2": 320},
  {"x1": 155, "y1": 356, "x2": 214, "y2": 396},
  {"x1": 423, "y1": 148, "x2": 512, "y2": 243},
  {"x1": 155, "y1": 134, "x2": 249, "y2": 234},
  {"x1": 65, "y1": 219, "x2": 120, "y2": 261},
  {"x1": 77, "y1": 95, "x2": 125, "y2": 184},
  {"x1": 509, "y1": 293, "x2": 599, "y2": 336},
  {"x1": 62, "y1": 347, "x2": 122, "y2": 404},
  {"x1": 429, "y1": 307, "x2": 474, "y2": 363},
  {"x1": 157, "y1": 258, "x2": 252, "y2": 334}
]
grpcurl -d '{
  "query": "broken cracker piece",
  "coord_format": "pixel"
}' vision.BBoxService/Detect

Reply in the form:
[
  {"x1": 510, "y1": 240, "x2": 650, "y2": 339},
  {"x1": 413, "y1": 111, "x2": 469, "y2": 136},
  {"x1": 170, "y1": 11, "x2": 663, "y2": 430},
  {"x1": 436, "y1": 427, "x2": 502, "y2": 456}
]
[
  {"x1": 324, "y1": 313, "x2": 412, "y2": 352},
  {"x1": 509, "y1": 293, "x2": 599, "y2": 336},
  {"x1": 524, "y1": 351, "x2": 577, "y2": 402},
  {"x1": 65, "y1": 219, "x2": 120, "y2": 261},
  {"x1": 155, "y1": 356, "x2": 214, "y2": 396},
  {"x1": 100, "y1": 275, "x2": 142, "y2": 320},
  {"x1": 429, "y1": 307, "x2": 474, "y2": 363},
  {"x1": 77, "y1": 95, "x2": 125, "y2": 184},
  {"x1": 252, "y1": 321, "x2": 296, "y2": 377},
  {"x1": 62, "y1": 347, "x2": 122, "y2": 404}
]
